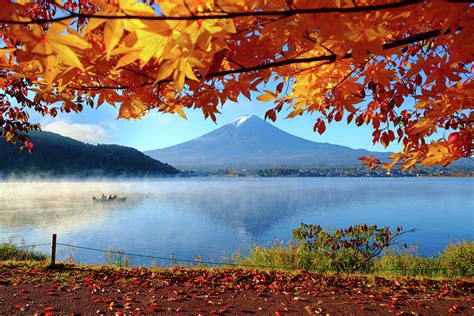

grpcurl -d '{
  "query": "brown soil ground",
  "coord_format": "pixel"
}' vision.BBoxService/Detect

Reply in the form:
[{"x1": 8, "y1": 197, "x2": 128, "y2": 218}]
[{"x1": 0, "y1": 262, "x2": 472, "y2": 315}]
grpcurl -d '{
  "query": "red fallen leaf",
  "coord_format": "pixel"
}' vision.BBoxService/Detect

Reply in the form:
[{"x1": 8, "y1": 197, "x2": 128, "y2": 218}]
[
  {"x1": 14, "y1": 304, "x2": 23, "y2": 309},
  {"x1": 19, "y1": 289, "x2": 28, "y2": 293},
  {"x1": 45, "y1": 313, "x2": 55, "y2": 316},
  {"x1": 448, "y1": 304, "x2": 461, "y2": 313},
  {"x1": 47, "y1": 291, "x2": 56, "y2": 296},
  {"x1": 44, "y1": 306, "x2": 58, "y2": 311},
  {"x1": 275, "y1": 311, "x2": 282, "y2": 316},
  {"x1": 146, "y1": 307, "x2": 164, "y2": 312}
]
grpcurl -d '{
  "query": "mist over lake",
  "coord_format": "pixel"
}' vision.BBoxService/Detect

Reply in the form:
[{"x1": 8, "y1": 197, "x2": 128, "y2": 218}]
[{"x1": 1, "y1": 177, "x2": 472, "y2": 266}]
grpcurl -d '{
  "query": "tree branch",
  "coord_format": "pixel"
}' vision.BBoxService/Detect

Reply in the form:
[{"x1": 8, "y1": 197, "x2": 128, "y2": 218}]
[
  {"x1": 0, "y1": 0, "x2": 437, "y2": 25},
  {"x1": 73, "y1": 27, "x2": 452, "y2": 91}
]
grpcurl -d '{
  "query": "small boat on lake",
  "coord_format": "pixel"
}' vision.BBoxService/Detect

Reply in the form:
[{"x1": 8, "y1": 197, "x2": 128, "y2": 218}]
[{"x1": 93, "y1": 195, "x2": 127, "y2": 203}]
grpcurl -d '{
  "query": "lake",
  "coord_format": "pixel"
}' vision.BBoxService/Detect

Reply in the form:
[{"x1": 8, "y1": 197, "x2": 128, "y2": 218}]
[{"x1": 0, "y1": 178, "x2": 472, "y2": 266}]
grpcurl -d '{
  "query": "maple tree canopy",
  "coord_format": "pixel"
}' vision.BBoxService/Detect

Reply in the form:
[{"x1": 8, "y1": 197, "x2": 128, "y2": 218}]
[{"x1": 0, "y1": 0, "x2": 472, "y2": 170}]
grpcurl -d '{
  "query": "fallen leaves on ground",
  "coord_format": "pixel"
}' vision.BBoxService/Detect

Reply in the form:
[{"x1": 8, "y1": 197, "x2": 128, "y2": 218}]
[{"x1": 0, "y1": 262, "x2": 472, "y2": 314}]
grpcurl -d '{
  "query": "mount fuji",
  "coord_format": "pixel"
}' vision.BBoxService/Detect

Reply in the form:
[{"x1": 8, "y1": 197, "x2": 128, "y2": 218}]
[{"x1": 145, "y1": 115, "x2": 392, "y2": 170}]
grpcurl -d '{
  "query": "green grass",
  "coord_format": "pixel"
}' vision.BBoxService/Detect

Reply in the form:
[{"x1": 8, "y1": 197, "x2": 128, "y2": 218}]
[
  {"x1": 104, "y1": 248, "x2": 131, "y2": 267},
  {"x1": 0, "y1": 243, "x2": 48, "y2": 261},
  {"x1": 235, "y1": 241, "x2": 474, "y2": 279},
  {"x1": 2, "y1": 240, "x2": 472, "y2": 280}
]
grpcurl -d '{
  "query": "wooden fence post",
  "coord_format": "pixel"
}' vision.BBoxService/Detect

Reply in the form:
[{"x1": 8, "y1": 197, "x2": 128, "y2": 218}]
[{"x1": 51, "y1": 234, "x2": 57, "y2": 266}]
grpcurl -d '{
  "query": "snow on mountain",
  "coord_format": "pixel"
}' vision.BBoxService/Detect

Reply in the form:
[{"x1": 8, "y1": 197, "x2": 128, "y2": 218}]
[{"x1": 232, "y1": 115, "x2": 254, "y2": 127}]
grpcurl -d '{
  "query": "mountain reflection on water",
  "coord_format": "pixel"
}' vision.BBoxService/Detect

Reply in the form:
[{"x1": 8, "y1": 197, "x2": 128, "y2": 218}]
[{"x1": 0, "y1": 178, "x2": 472, "y2": 265}]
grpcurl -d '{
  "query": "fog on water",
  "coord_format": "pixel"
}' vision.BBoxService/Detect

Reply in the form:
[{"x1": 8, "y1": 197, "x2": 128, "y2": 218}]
[{"x1": 1, "y1": 177, "x2": 472, "y2": 266}]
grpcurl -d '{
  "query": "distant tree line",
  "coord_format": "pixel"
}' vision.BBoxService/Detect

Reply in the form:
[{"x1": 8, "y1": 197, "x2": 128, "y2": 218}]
[{"x1": 0, "y1": 131, "x2": 178, "y2": 178}]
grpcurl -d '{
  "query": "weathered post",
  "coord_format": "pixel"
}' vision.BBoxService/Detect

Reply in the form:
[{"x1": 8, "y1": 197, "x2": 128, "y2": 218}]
[{"x1": 51, "y1": 234, "x2": 57, "y2": 266}]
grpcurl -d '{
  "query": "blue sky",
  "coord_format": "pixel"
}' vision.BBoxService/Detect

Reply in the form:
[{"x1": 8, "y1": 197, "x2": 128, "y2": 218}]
[{"x1": 35, "y1": 95, "x2": 402, "y2": 153}]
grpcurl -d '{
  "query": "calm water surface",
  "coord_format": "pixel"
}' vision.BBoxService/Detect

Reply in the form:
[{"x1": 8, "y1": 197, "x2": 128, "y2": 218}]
[{"x1": 0, "y1": 178, "x2": 473, "y2": 265}]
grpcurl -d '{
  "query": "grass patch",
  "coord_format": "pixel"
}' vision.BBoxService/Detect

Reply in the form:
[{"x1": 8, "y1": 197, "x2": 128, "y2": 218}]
[
  {"x1": 0, "y1": 243, "x2": 48, "y2": 261},
  {"x1": 236, "y1": 241, "x2": 474, "y2": 279},
  {"x1": 104, "y1": 248, "x2": 131, "y2": 267}
]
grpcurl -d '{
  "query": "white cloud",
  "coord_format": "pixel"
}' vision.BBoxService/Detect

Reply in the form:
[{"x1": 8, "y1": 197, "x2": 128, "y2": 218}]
[{"x1": 42, "y1": 120, "x2": 109, "y2": 144}]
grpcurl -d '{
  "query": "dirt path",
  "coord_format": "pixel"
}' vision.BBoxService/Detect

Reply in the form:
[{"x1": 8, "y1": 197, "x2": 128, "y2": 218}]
[{"x1": 0, "y1": 262, "x2": 472, "y2": 315}]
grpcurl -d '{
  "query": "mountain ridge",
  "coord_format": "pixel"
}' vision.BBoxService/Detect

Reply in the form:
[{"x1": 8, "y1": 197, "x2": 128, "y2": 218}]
[
  {"x1": 0, "y1": 130, "x2": 179, "y2": 177},
  {"x1": 145, "y1": 115, "x2": 393, "y2": 170}
]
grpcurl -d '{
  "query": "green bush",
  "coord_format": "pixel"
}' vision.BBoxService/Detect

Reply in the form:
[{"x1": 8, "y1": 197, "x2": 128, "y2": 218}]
[
  {"x1": 440, "y1": 241, "x2": 474, "y2": 278},
  {"x1": 0, "y1": 243, "x2": 47, "y2": 261},
  {"x1": 292, "y1": 223, "x2": 415, "y2": 272}
]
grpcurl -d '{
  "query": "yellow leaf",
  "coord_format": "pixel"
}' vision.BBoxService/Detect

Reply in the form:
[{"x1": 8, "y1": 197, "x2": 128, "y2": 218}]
[
  {"x1": 131, "y1": 99, "x2": 146, "y2": 117},
  {"x1": 48, "y1": 20, "x2": 70, "y2": 35},
  {"x1": 120, "y1": 0, "x2": 155, "y2": 16},
  {"x1": 222, "y1": 21, "x2": 237, "y2": 34},
  {"x1": 104, "y1": 20, "x2": 123, "y2": 58},
  {"x1": 287, "y1": 108, "x2": 303, "y2": 119},
  {"x1": 409, "y1": 120, "x2": 433, "y2": 134},
  {"x1": 175, "y1": 71, "x2": 186, "y2": 91},
  {"x1": 32, "y1": 41, "x2": 54, "y2": 55},
  {"x1": 176, "y1": 107, "x2": 187, "y2": 119},
  {"x1": 257, "y1": 90, "x2": 278, "y2": 102},
  {"x1": 382, "y1": 154, "x2": 401, "y2": 172},
  {"x1": 257, "y1": 93, "x2": 276, "y2": 102},
  {"x1": 187, "y1": 56, "x2": 205, "y2": 68},
  {"x1": 159, "y1": 2, "x2": 177, "y2": 16},
  {"x1": 49, "y1": 42, "x2": 84, "y2": 71},
  {"x1": 41, "y1": 55, "x2": 59, "y2": 84},
  {"x1": 83, "y1": 18, "x2": 107, "y2": 34},
  {"x1": 202, "y1": 20, "x2": 222, "y2": 34},
  {"x1": 263, "y1": 89, "x2": 278, "y2": 97},
  {"x1": 115, "y1": 51, "x2": 140, "y2": 69},
  {"x1": 156, "y1": 60, "x2": 177, "y2": 82},
  {"x1": 134, "y1": 29, "x2": 167, "y2": 66},
  {"x1": 56, "y1": 34, "x2": 90, "y2": 50},
  {"x1": 401, "y1": 158, "x2": 417, "y2": 171},
  {"x1": 180, "y1": 59, "x2": 199, "y2": 81}
]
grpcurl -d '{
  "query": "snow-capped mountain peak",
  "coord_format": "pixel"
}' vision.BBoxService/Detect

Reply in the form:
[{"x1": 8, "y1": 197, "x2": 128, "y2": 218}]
[{"x1": 232, "y1": 115, "x2": 255, "y2": 127}]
